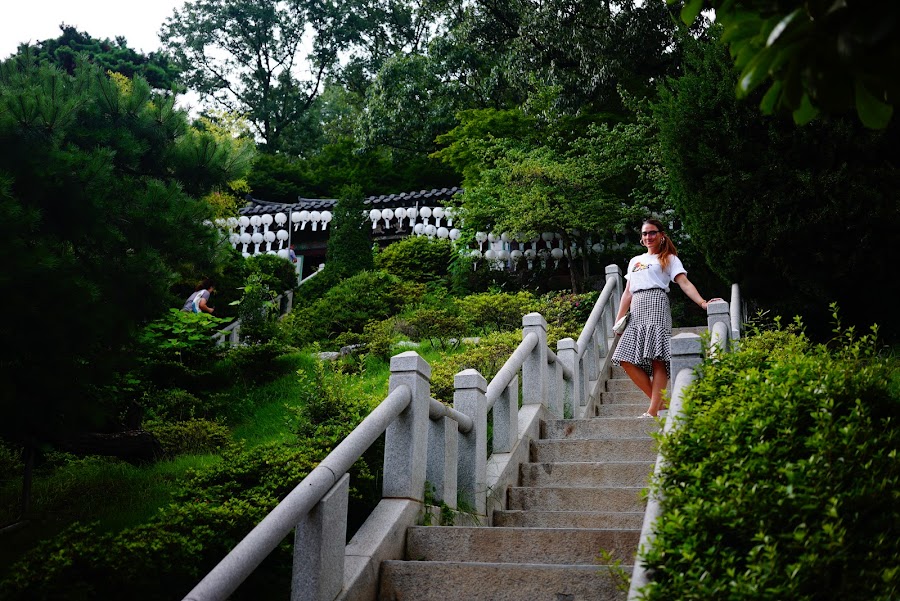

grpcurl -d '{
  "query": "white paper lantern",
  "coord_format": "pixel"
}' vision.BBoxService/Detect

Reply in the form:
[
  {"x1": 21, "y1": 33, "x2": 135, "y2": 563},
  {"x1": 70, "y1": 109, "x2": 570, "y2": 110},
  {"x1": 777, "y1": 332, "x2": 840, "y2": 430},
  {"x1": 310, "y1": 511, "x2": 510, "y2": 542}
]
[
  {"x1": 275, "y1": 212, "x2": 287, "y2": 226},
  {"x1": 488, "y1": 232, "x2": 498, "y2": 243},
  {"x1": 432, "y1": 207, "x2": 445, "y2": 226},
  {"x1": 261, "y1": 213, "x2": 273, "y2": 231},
  {"x1": 291, "y1": 211, "x2": 302, "y2": 230},
  {"x1": 498, "y1": 249, "x2": 509, "y2": 260},
  {"x1": 310, "y1": 211, "x2": 322, "y2": 231},
  {"x1": 500, "y1": 232, "x2": 510, "y2": 242},
  {"x1": 369, "y1": 208, "x2": 381, "y2": 230},
  {"x1": 437, "y1": 226, "x2": 449, "y2": 239},
  {"x1": 484, "y1": 249, "x2": 497, "y2": 260},
  {"x1": 239, "y1": 215, "x2": 250, "y2": 229},
  {"x1": 264, "y1": 230, "x2": 276, "y2": 243},
  {"x1": 413, "y1": 223, "x2": 425, "y2": 236},
  {"x1": 449, "y1": 228, "x2": 461, "y2": 240},
  {"x1": 242, "y1": 251, "x2": 250, "y2": 258},
  {"x1": 320, "y1": 211, "x2": 332, "y2": 230},
  {"x1": 250, "y1": 215, "x2": 261, "y2": 232},
  {"x1": 394, "y1": 207, "x2": 407, "y2": 220},
  {"x1": 424, "y1": 224, "x2": 436, "y2": 237},
  {"x1": 444, "y1": 207, "x2": 455, "y2": 226},
  {"x1": 276, "y1": 229, "x2": 289, "y2": 248},
  {"x1": 406, "y1": 207, "x2": 418, "y2": 227},
  {"x1": 420, "y1": 206, "x2": 432, "y2": 225},
  {"x1": 510, "y1": 249, "x2": 523, "y2": 263},
  {"x1": 381, "y1": 208, "x2": 394, "y2": 228},
  {"x1": 277, "y1": 249, "x2": 290, "y2": 259},
  {"x1": 469, "y1": 249, "x2": 482, "y2": 259},
  {"x1": 551, "y1": 247, "x2": 564, "y2": 268},
  {"x1": 299, "y1": 210, "x2": 311, "y2": 230}
]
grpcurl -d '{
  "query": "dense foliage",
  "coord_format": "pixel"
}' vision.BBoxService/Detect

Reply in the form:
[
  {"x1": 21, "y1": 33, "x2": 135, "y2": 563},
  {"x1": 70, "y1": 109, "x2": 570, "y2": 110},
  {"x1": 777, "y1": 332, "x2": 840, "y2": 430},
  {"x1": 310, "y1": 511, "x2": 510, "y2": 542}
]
[
  {"x1": 673, "y1": 0, "x2": 899, "y2": 128},
  {"x1": 655, "y1": 27, "x2": 900, "y2": 339},
  {"x1": 640, "y1": 318, "x2": 900, "y2": 600},
  {"x1": 14, "y1": 25, "x2": 180, "y2": 90},
  {"x1": 0, "y1": 55, "x2": 247, "y2": 450}
]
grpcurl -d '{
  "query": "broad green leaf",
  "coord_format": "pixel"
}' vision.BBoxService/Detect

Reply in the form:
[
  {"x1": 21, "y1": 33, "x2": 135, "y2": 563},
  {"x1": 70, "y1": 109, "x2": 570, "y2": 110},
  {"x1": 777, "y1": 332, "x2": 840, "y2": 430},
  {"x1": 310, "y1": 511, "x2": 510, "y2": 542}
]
[
  {"x1": 855, "y1": 80, "x2": 893, "y2": 129},
  {"x1": 737, "y1": 48, "x2": 777, "y2": 96},
  {"x1": 766, "y1": 9, "x2": 801, "y2": 47},
  {"x1": 792, "y1": 93, "x2": 819, "y2": 125},
  {"x1": 759, "y1": 80, "x2": 783, "y2": 114}
]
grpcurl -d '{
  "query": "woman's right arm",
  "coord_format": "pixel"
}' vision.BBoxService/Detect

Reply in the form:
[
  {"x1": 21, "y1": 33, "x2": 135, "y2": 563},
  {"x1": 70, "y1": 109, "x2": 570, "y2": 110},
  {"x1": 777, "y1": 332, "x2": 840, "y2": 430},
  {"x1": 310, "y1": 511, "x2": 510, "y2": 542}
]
[{"x1": 615, "y1": 280, "x2": 632, "y2": 320}]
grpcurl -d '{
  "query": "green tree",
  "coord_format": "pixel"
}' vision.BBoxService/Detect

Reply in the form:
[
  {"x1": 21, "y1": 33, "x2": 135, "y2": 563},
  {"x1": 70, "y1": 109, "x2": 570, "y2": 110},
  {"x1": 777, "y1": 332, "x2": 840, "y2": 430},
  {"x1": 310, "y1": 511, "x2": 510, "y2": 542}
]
[
  {"x1": 13, "y1": 25, "x2": 181, "y2": 90},
  {"x1": 673, "y1": 0, "x2": 900, "y2": 128},
  {"x1": 325, "y1": 185, "x2": 374, "y2": 277},
  {"x1": 653, "y1": 27, "x2": 900, "y2": 339},
  {"x1": 0, "y1": 55, "x2": 249, "y2": 508}
]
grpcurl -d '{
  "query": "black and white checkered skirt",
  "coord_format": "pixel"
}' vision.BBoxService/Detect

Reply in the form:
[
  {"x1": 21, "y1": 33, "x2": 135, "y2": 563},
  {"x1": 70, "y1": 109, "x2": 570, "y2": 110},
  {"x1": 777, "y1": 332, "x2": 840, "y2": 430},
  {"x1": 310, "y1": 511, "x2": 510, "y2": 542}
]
[{"x1": 612, "y1": 287, "x2": 672, "y2": 379}]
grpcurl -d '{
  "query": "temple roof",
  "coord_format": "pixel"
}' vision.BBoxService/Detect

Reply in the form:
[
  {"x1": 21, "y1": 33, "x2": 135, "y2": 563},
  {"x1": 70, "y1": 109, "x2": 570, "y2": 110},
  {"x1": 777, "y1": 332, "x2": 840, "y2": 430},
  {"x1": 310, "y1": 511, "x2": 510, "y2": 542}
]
[{"x1": 239, "y1": 186, "x2": 462, "y2": 215}]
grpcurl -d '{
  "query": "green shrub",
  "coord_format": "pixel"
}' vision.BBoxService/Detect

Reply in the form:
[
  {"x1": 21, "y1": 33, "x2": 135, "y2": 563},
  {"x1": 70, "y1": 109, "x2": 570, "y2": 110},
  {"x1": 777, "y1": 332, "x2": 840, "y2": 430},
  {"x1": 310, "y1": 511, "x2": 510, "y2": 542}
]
[
  {"x1": 0, "y1": 441, "x2": 22, "y2": 482},
  {"x1": 375, "y1": 236, "x2": 452, "y2": 283},
  {"x1": 232, "y1": 273, "x2": 280, "y2": 343},
  {"x1": 136, "y1": 309, "x2": 228, "y2": 369},
  {"x1": 430, "y1": 331, "x2": 523, "y2": 402},
  {"x1": 532, "y1": 290, "x2": 599, "y2": 344},
  {"x1": 458, "y1": 290, "x2": 536, "y2": 334},
  {"x1": 244, "y1": 253, "x2": 297, "y2": 294},
  {"x1": 639, "y1": 319, "x2": 900, "y2": 601},
  {"x1": 220, "y1": 340, "x2": 292, "y2": 384},
  {"x1": 284, "y1": 270, "x2": 423, "y2": 349},
  {"x1": 405, "y1": 307, "x2": 468, "y2": 350},
  {"x1": 141, "y1": 388, "x2": 206, "y2": 422},
  {"x1": 144, "y1": 419, "x2": 231, "y2": 457}
]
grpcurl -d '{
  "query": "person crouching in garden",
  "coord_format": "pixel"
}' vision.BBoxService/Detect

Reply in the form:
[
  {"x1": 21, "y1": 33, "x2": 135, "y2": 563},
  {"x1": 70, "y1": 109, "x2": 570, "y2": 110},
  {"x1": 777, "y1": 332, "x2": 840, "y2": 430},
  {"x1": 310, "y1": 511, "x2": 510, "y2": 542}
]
[{"x1": 182, "y1": 278, "x2": 216, "y2": 314}]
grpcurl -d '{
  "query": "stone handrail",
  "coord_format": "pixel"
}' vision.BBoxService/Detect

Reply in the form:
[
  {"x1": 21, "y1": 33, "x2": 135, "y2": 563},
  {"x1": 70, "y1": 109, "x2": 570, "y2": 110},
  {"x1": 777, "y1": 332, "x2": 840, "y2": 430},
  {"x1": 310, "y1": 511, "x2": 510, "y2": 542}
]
[
  {"x1": 183, "y1": 265, "x2": 626, "y2": 601},
  {"x1": 626, "y1": 291, "x2": 743, "y2": 600}
]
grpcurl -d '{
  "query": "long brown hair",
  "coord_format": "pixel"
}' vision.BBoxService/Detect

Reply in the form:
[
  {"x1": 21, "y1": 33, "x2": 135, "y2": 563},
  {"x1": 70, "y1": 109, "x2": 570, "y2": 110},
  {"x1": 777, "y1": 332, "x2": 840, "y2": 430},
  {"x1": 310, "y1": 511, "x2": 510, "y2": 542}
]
[{"x1": 644, "y1": 218, "x2": 678, "y2": 271}]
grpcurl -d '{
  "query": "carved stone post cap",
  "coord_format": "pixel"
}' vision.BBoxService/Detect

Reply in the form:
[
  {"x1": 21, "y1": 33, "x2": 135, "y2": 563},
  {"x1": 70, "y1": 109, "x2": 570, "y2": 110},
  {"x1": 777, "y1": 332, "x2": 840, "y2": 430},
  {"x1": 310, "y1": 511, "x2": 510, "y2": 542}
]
[
  {"x1": 454, "y1": 369, "x2": 487, "y2": 390},
  {"x1": 707, "y1": 299, "x2": 729, "y2": 315},
  {"x1": 390, "y1": 351, "x2": 432, "y2": 379},
  {"x1": 557, "y1": 337, "x2": 577, "y2": 350},
  {"x1": 522, "y1": 312, "x2": 548, "y2": 329},
  {"x1": 605, "y1": 264, "x2": 622, "y2": 276},
  {"x1": 671, "y1": 332, "x2": 702, "y2": 356}
]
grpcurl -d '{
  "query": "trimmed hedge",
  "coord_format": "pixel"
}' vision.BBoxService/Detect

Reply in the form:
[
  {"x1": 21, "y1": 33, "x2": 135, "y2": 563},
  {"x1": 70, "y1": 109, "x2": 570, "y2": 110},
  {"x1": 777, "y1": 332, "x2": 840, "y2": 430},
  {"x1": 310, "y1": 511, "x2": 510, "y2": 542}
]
[{"x1": 639, "y1": 320, "x2": 900, "y2": 600}]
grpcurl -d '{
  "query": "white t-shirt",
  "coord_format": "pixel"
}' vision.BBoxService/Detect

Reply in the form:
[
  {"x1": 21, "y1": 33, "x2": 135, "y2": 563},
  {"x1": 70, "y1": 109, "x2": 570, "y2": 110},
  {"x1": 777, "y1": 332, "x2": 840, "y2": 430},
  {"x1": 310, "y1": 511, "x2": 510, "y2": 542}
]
[{"x1": 625, "y1": 253, "x2": 686, "y2": 293}]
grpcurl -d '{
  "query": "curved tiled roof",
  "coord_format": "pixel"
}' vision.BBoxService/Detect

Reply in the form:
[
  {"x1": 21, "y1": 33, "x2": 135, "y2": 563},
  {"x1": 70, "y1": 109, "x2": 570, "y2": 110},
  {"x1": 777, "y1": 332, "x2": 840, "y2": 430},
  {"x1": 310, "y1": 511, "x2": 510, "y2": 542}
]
[{"x1": 239, "y1": 187, "x2": 462, "y2": 215}]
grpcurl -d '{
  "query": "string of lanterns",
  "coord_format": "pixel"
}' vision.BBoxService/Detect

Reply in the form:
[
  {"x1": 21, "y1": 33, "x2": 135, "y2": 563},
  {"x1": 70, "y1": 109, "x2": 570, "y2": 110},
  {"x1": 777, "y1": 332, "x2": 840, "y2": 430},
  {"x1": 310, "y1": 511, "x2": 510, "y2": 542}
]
[{"x1": 211, "y1": 203, "x2": 640, "y2": 269}]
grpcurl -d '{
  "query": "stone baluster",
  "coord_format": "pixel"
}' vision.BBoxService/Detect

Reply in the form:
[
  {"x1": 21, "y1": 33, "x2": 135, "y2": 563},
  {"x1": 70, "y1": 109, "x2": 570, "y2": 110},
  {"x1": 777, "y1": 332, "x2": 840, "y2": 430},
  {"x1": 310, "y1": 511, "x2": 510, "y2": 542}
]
[
  {"x1": 558, "y1": 338, "x2": 581, "y2": 412},
  {"x1": 492, "y1": 375, "x2": 518, "y2": 454},
  {"x1": 522, "y1": 313, "x2": 548, "y2": 407},
  {"x1": 383, "y1": 352, "x2": 431, "y2": 502},
  {"x1": 292, "y1": 474, "x2": 349, "y2": 601},
  {"x1": 427, "y1": 413, "x2": 458, "y2": 509},
  {"x1": 454, "y1": 369, "x2": 487, "y2": 516}
]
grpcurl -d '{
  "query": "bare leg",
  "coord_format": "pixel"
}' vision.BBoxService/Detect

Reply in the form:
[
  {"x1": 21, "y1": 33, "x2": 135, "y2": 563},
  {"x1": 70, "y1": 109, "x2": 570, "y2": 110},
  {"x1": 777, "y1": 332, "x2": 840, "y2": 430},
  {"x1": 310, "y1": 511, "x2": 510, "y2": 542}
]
[
  {"x1": 646, "y1": 360, "x2": 668, "y2": 416},
  {"x1": 620, "y1": 361, "x2": 652, "y2": 399}
]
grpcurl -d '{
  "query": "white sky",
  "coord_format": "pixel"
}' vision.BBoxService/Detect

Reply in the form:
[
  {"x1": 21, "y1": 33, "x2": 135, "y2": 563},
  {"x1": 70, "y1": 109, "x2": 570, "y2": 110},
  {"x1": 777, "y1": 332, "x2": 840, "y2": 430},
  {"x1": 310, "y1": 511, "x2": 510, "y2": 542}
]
[{"x1": 1, "y1": 0, "x2": 186, "y2": 61}]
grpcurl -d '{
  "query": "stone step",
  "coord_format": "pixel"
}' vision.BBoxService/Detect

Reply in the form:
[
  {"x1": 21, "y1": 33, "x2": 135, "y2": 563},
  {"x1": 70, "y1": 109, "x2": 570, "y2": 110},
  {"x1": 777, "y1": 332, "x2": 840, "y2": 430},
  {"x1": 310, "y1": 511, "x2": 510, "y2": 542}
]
[
  {"x1": 599, "y1": 389, "x2": 648, "y2": 404},
  {"x1": 594, "y1": 404, "x2": 648, "y2": 418},
  {"x1": 493, "y1": 510, "x2": 645, "y2": 530},
  {"x1": 609, "y1": 365, "x2": 628, "y2": 379},
  {"x1": 605, "y1": 379, "x2": 647, "y2": 393},
  {"x1": 519, "y1": 461, "x2": 654, "y2": 488},
  {"x1": 507, "y1": 486, "x2": 646, "y2": 512},
  {"x1": 404, "y1": 526, "x2": 640, "y2": 564},
  {"x1": 531, "y1": 438, "x2": 657, "y2": 463},
  {"x1": 379, "y1": 561, "x2": 630, "y2": 601},
  {"x1": 543, "y1": 418, "x2": 658, "y2": 440}
]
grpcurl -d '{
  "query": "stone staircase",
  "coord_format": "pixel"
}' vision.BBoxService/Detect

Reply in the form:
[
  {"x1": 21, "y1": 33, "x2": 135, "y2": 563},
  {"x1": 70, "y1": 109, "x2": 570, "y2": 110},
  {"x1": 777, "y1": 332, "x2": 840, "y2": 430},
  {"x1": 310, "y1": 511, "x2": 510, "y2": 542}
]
[{"x1": 378, "y1": 360, "x2": 659, "y2": 601}]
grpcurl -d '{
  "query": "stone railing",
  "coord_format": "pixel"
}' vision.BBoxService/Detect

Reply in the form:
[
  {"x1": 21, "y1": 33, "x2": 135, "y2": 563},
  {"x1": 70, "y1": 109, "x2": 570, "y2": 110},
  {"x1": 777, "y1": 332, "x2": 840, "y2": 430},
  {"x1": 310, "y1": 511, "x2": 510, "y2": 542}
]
[
  {"x1": 627, "y1": 291, "x2": 743, "y2": 599},
  {"x1": 183, "y1": 265, "x2": 625, "y2": 601}
]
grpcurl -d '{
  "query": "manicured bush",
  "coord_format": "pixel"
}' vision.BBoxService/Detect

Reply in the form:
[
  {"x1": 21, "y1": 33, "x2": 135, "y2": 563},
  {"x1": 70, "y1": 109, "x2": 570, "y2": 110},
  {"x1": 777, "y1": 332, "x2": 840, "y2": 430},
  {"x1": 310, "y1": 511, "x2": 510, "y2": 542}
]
[
  {"x1": 430, "y1": 331, "x2": 523, "y2": 402},
  {"x1": 144, "y1": 419, "x2": 231, "y2": 457},
  {"x1": 532, "y1": 290, "x2": 599, "y2": 343},
  {"x1": 405, "y1": 307, "x2": 468, "y2": 350},
  {"x1": 639, "y1": 319, "x2": 900, "y2": 601},
  {"x1": 244, "y1": 253, "x2": 297, "y2": 294},
  {"x1": 457, "y1": 290, "x2": 537, "y2": 334},
  {"x1": 283, "y1": 270, "x2": 423, "y2": 349},
  {"x1": 375, "y1": 236, "x2": 452, "y2": 284}
]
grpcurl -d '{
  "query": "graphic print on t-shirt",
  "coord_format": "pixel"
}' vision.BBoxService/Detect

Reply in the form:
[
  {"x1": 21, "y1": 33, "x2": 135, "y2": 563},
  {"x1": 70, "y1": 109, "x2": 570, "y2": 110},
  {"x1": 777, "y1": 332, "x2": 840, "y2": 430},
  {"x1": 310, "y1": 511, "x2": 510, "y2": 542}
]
[{"x1": 632, "y1": 262, "x2": 651, "y2": 272}]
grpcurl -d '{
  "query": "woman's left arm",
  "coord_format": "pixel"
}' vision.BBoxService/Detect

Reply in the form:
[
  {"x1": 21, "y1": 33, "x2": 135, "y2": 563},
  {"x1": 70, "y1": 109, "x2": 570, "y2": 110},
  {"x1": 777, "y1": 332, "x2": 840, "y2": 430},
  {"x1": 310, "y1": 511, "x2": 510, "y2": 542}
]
[{"x1": 674, "y1": 273, "x2": 719, "y2": 311}]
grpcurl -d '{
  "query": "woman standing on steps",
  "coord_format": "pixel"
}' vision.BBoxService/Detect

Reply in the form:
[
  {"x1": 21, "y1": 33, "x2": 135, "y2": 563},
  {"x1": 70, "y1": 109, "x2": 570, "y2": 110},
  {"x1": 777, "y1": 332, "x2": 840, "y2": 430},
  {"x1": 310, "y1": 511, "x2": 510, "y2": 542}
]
[{"x1": 611, "y1": 219, "x2": 719, "y2": 418}]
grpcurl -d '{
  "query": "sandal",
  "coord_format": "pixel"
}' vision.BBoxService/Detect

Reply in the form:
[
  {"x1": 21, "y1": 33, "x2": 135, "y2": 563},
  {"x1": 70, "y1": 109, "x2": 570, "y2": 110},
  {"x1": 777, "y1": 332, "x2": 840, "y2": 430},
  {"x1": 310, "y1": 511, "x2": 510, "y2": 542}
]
[{"x1": 639, "y1": 412, "x2": 655, "y2": 418}]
